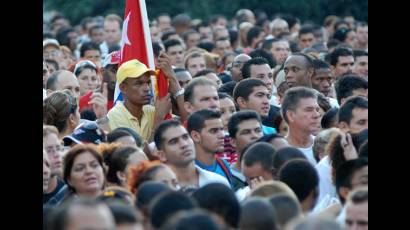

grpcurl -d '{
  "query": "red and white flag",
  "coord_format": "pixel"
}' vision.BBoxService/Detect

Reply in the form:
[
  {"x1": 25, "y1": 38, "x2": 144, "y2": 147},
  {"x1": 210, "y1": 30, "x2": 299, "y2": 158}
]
[{"x1": 114, "y1": 0, "x2": 155, "y2": 103}]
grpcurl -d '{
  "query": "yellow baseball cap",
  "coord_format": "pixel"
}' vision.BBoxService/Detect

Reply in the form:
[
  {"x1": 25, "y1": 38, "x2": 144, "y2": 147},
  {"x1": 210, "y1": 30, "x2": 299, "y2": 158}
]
[{"x1": 116, "y1": 59, "x2": 156, "y2": 84}]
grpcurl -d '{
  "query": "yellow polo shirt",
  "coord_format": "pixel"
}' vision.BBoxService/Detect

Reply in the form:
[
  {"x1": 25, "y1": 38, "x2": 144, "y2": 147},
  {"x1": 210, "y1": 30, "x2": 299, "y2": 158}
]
[{"x1": 107, "y1": 102, "x2": 155, "y2": 142}]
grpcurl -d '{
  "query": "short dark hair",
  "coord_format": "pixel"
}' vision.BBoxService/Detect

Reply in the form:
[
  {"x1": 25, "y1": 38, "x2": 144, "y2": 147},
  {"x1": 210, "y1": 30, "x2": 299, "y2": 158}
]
[
  {"x1": 358, "y1": 140, "x2": 368, "y2": 158},
  {"x1": 330, "y1": 47, "x2": 353, "y2": 66},
  {"x1": 102, "y1": 145, "x2": 141, "y2": 185},
  {"x1": 192, "y1": 183, "x2": 240, "y2": 228},
  {"x1": 197, "y1": 42, "x2": 215, "y2": 52},
  {"x1": 187, "y1": 109, "x2": 221, "y2": 134},
  {"x1": 321, "y1": 107, "x2": 339, "y2": 129},
  {"x1": 313, "y1": 59, "x2": 330, "y2": 70},
  {"x1": 182, "y1": 29, "x2": 199, "y2": 43},
  {"x1": 262, "y1": 38, "x2": 282, "y2": 51},
  {"x1": 333, "y1": 28, "x2": 353, "y2": 43},
  {"x1": 317, "y1": 93, "x2": 332, "y2": 113},
  {"x1": 106, "y1": 201, "x2": 142, "y2": 225},
  {"x1": 272, "y1": 147, "x2": 306, "y2": 177},
  {"x1": 193, "y1": 69, "x2": 216, "y2": 78},
  {"x1": 218, "y1": 81, "x2": 236, "y2": 97},
  {"x1": 164, "y1": 39, "x2": 183, "y2": 52},
  {"x1": 165, "y1": 209, "x2": 223, "y2": 230},
  {"x1": 268, "y1": 194, "x2": 301, "y2": 228},
  {"x1": 240, "y1": 197, "x2": 279, "y2": 230},
  {"x1": 246, "y1": 26, "x2": 263, "y2": 47},
  {"x1": 154, "y1": 120, "x2": 182, "y2": 150},
  {"x1": 338, "y1": 96, "x2": 368, "y2": 125},
  {"x1": 335, "y1": 75, "x2": 368, "y2": 104},
  {"x1": 108, "y1": 127, "x2": 144, "y2": 148},
  {"x1": 298, "y1": 25, "x2": 314, "y2": 37},
  {"x1": 249, "y1": 49, "x2": 276, "y2": 68},
  {"x1": 149, "y1": 191, "x2": 198, "y2": 229},
  {"x1": 279, "y1": 159, "x2": 319, "y2": 202},
  {"x1": 161, "y1": 30, "x2": 177, "y2": 42},
  {"x1": 241, "y1": 57, "x2": 270, "y2": 79},
  {"x1": 88, "y1": 25, "x2": 103, "y2": 36},
  {"x1": 184, "y1": 77, "x2": 217, "y2": 104},
  {"x1": 243, "y1": 142, "x2": 276, "y2": 173},
  {"x1": 228, "y1": 110, "x2": 261, "y2": 138},
  {"x1": 80, "y1": 41, "x2": 101, "y2": 57},
  {"x1": 281, "y1": 87, "x2": 318, "y2": 123},
  {"x1": 45, "y1": 59, "x2": 60, "y2": 71},
  {"x1": 335, "y1": 158, "x2": 368, "y2": 204},
  {"x1": 56, "y1": 27, "x2": 76, "y2": 48},
  {"x1": 233, "y1": 78, "x2": 267, "y2": 102},
  {"x1": 353, "y1": 50, "x2": 368, "y2": 59},
  {"x1": 46, "y1": 70, "x2": 63, "y2": 90}
]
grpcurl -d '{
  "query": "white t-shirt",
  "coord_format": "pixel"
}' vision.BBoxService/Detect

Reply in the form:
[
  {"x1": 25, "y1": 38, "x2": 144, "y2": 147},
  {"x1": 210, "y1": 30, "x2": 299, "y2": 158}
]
[
  {"x1": 196, "y1": 165, "x2": 231, "y2": 188},
  {"x1": 328, "y1": 97, "x2": 339, "y2": 108},
  {"x1": 316, "y1": 156, "x2": 338, "y2": 205},
  {"x1": 235, "y1": 185, "x2": 251, "y2": 202},
  {"x1": 297, "y1": 141, "x2": 317, "y2": 166}
]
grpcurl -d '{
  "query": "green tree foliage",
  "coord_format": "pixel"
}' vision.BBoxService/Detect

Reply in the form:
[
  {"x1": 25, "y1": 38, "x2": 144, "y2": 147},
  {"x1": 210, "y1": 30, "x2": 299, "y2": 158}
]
[{"x1": 44, "y1": 0, "x2": 367, "y2": 26}]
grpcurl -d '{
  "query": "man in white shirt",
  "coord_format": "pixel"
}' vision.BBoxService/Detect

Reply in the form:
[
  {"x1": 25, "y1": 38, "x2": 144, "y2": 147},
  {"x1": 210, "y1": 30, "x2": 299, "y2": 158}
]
[
  {"x1": 281, "y1": 87, "x2": 321, "y2": 165},
  {"x1": 155, "y1": 120, "x2": 230, "y2": 189}
]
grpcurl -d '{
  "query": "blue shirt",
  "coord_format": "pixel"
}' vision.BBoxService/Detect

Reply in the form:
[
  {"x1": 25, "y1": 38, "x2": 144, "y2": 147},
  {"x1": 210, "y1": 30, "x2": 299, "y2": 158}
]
[
  {"x1": 262, "y1": 125, "x2": 277, "y2": 135},
  {"x1": 195, "y1": 158, "x2": 233, "y2": 187}
]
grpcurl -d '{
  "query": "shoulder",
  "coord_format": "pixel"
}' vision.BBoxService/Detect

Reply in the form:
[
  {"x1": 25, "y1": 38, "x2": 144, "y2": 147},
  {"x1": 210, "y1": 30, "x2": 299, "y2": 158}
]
[{"x1": 196, "y1": 166, "x2": 231, "y2": 188}]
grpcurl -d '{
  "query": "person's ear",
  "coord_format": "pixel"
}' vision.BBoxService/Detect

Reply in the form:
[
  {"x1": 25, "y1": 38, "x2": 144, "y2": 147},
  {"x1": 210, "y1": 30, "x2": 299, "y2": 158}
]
[
  {"x1": 338, "y1": 186, "x2": 350, "y2": 201},
  {"x1": 119, "y1": 82, "x2": 126, "y2": 94},
  {"x1": 116, "y1": 171, "x2": 126, "y2": 183},
  {"x1": 183, "y1": 101, "x2": 194, "y2": 115},
  {"x1": 286, "y1": 110, "x2": 296, "y2": 123},
  {"x1": 338, "y1": 122, "x2": 349, "y2": 133},
  {"x1": 157, "y1": 150, "x2": 167, "y2": 163},
  {"x1": 190, "y1": 130, "x2": 201, "y2": 143},
  {"x1": 230, "y1": 137, "x2": 237, "y2": 148},
  {"x1": 68, "y1": 113, "x2": 77, "y2": 127},
  {"x1": 236, "y1": 97, "x2": 247, "y2": 109}
]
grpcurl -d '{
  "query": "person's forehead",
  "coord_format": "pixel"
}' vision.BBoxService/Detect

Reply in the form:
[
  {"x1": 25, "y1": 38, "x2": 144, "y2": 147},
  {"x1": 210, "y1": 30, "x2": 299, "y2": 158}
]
[
  {"x1": 338, "y1": 55, "x2": 354, "y2": 63},
  {"x1": 356, "y1": 56, "x2": 368, "y2": 62},
  {"x1": 300, "y1": 33, "x2": 314, "y2": 38},
  {"x1": 296, "y1": 97, "x2": 318, "y2": 108},
  {"x1": 124, "y1": 73, "x2": 151, "y2": 83},
  {"x1": 250, "y1": 85, "x2": 269, "y2": 94},
  {"x1": 104, "y1": 20, "x2": 120, "y2": 29},
  {"x1": 314, "y1": 68, "x2": 332, "y2": 75},
  {"x1": 193, "y1": 84, "x2": 217, "y2": 96},
  {"x1": 285, "y1": 56, "x2": 308, "y2": 67},
  {"x1": 272, "y1": 41, "x2": 289, "y2": 47},
  {"x1": 163, "y1": 126, "x2": 187, "y2": 141},
  {"x1": 189, "y1": 57, "x2": 205, "y2": 64},
  {"x1": 204, "y1": 118, "x2": 223, "y2": 127},
  {"x1": 238, "y1": 119, "x2": 260, "y2": 130},
  {"x1": 250, "y1": 63, "x2": 271, "y2": 72},
  {"x1": 168, "y1": 44, "x2": 183, "y2": 51}
]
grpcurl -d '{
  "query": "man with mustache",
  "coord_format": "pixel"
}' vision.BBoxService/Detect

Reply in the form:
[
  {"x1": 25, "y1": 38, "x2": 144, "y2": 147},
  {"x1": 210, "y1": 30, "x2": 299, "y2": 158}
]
[{"x1": 107, "y1": 53, "x2": 184, "y2": 142}]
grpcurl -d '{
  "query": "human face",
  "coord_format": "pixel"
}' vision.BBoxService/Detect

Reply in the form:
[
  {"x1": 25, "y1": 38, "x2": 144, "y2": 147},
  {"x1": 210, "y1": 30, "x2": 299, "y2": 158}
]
[
  {"x1": 241, "y1": 86, "x2": 270, "y2": 117},
  {"x1": 199, "y1": 26, "x2": 213, "y2": 42},
  {"x1": 90, "y1": 28, "x2": 105, "y2": 45},
  {"x1": 150, "y1": 25, "x2": 161, "y2": 43},
  {"x1": 214, "y1": 29, "x2": 229, "y2": 41},
  {"x1": 250, "y1": 64, "x2": 273, "y2": 89},
  {"x1": 43, "y1": 45, "x2": 62, "y2": 60},
  {"x1": 104, "y1": 20, "x2": 121, "y2": 46},
  {"x1": 67, "y1": 31, "x2": 79, "y2": 51},
  {"x1": 345, "y1": 201, "x2": 368, "y2": 230},
  {"x1": 311, "y1": 68, "x2": 334, "y2": 97},
  {"x1": 56, "y1": 71, "x2": 81, "y2": 99},
  {"x1": 272, "y1": 24, "x2": 289, "y2": 37},
  {"x1": 66, "y1": 204, "x2": 115, "y2": 230},
  {"x1": 284, "y1": 56, "x2": 314, "y2": 88},
  {"x1": 242, "y1": 162, "x2": 272, "y2": 185},
  {"x1": 186, "y1": 84, "x2": 220, "y2": 113},
  {"x1": 299, "y1": 33, "x2": 315, "y2": 49},
  {"x1": 194, "y1": 119, "x2": 225, "y2": 153},
  {"x1": 334, "y1": 56, "x2": 354, "y2": 77},
  {"x1": 84, "y1": 50, "x2": 102, "y2": 67},
  {"x1": 120, "y1": 73, "x2": 152, "y2": 106},
  {"x1": 67, "y1": 152, "x2": 104, "y2": 196},
  {"x1": 77, "y1": 68, "x2": 100, "y2": 95},
  {"x1": 271, "y1": 41, "x2": 290, "y2": 65},
  {"x1": 102, "y1": 65, "x2": 118, "y2": 91},
  {"x1": 215, "y1": 40, "x2": 232, "y2": 58},
  {"x1": 43, "y1": 62, "x2": 49, "y2": 88},
  {"x1": 353, "y1": 56, "x2": 368, "y2": 79},
  {"x1": 43, "y1": 151, "x2": 51, "y2": 193},
  {"x1": 160, "y1": 126, "x2": 195, "y2": 167},
  {"x1": 351, "y1": 166, "x2": 368, "y2": 189},
  {"x1": 356, "y1": 26, "x2": 368, "y2": 45},
  {"x1": 231, "y1": 55, "x2": 251, "y2": 82},
  {"x1": 288, "y1": 98, "x2": 321, "y2": 134},
  {"x1": 345, "y1": 31, "x2": 357, "y2": 47},
  {"x1": 220, "y1": 97, "x2": 236, "y2": 130},
  {"x1": 187, "y1": 33, "x2": 200, "y2": 49},
  {"x1": 153, "y1": 165, "x2": 180, "y2": 190},
  {"x1": 43, "y1": 133, "x2": 63, "y2": 177},
  {"x1": 187, "y1": 56, "x2": 206, "y2": 76},
  {"x1": 158, "y1": 15, "x2": 172, "y2": 32},
  {"x1": 204, "y1": 73, "x2": 222, "y2": 88},
  {"x1": 232, "y1": 119, "x2": 263, "y2": 153},
  {"x1": 167, "y1": 45, "x2": 184, "y2": 68},
  {"x1": 348, "y1": 108, "x2": 368, "y2": 133}
]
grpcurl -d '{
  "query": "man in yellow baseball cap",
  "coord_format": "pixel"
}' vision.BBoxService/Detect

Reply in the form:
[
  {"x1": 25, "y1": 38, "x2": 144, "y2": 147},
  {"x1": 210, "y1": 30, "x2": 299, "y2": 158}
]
[{"x1": 107, "y1": 55, "x2": 185, "y2": 142}]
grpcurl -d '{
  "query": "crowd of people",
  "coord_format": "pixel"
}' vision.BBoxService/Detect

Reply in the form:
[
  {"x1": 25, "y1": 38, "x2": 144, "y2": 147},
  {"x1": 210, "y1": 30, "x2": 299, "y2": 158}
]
[{"x1": 43, "y1": 7, "x2": 368, "y2": 230}]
